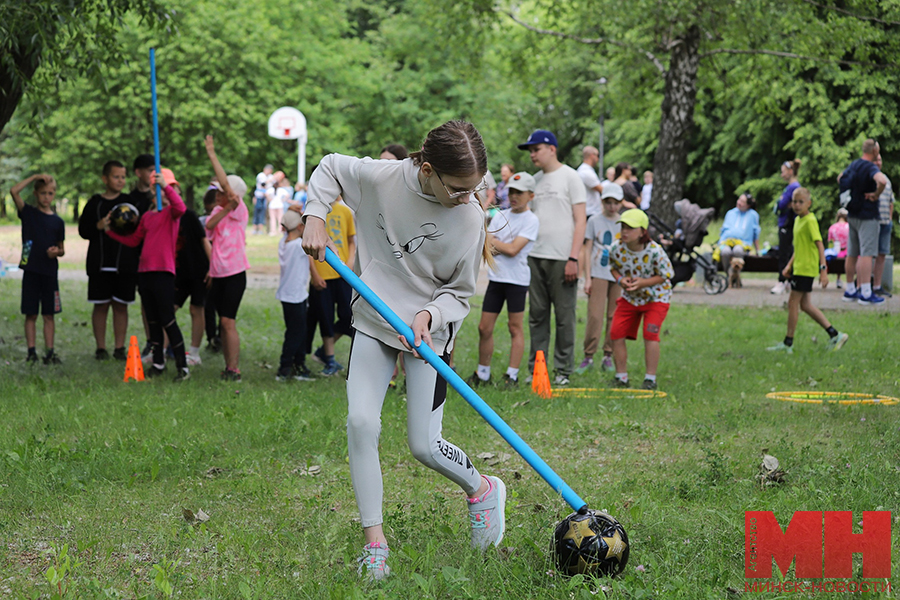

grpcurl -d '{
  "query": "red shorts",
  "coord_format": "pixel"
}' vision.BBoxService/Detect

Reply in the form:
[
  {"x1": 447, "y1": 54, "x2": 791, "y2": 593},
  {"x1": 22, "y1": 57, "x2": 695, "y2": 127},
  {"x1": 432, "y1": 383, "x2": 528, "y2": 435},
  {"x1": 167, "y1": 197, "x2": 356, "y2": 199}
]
[{"x1": 610, "y1": 298, "x2": 669, "y2": 342}]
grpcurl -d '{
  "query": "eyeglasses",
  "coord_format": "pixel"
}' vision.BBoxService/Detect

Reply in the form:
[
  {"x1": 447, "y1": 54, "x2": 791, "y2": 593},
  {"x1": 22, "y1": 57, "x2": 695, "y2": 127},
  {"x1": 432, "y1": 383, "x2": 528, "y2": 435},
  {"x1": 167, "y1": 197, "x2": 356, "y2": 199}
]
[{"x1": 434, "y1": 171, "x2": 487, "y2": 200}]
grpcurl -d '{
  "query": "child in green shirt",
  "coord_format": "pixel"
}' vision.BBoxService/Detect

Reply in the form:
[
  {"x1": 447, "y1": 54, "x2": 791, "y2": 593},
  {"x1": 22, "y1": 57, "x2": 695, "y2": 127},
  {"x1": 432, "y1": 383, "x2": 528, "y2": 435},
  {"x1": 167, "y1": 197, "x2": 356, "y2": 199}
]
[{"x1": 767, "y1": 187, "x2": 849, "y2": 354}]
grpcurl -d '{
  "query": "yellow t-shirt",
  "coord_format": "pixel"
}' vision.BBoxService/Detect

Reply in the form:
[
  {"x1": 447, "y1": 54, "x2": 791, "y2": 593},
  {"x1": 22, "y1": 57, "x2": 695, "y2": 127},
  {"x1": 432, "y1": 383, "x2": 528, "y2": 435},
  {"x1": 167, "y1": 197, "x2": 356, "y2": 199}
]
[
  {"x1": 314, "y1": 202, "x2": 357, "y2": 280},
  {"x1": 791, "y1": 213, "x2": 822, "y2": 277}
]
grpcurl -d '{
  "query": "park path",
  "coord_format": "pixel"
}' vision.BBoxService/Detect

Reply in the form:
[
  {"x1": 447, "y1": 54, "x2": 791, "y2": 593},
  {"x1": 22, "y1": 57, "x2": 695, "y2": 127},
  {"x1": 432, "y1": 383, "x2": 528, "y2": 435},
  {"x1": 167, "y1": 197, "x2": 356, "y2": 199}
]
[{"x1": 1, "y1": 224, "x2": 896, "y2": 312}]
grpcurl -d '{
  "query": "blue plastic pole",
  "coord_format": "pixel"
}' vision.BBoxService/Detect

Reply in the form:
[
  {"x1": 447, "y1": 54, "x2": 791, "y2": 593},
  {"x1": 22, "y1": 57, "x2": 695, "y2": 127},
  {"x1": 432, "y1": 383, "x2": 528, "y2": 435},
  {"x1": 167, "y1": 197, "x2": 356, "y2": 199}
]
[
  {"x1": 324, "y1": 248, "x2": 588, "y2": 513},
  {"x1": 150, "y1": 48, "x2": 162, "y2": 212}
]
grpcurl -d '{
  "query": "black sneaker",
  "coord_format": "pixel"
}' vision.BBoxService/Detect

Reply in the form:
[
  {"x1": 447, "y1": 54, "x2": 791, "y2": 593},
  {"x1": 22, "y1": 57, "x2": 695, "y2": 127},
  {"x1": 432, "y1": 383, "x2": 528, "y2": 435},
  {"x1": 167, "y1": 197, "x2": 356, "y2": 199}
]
[
  {"x1": 642, "y1": 378, "x2": 658, "y2": 390},
  {"x1": 147, "y1": 365, "x2": 166, "y2": 378},
  {"x1": 611, "y1": 377, "x2": 629, "y2": 388},
  {"x1": 141, "y1": 342, "x2": 152, "y2": 359},
  {"x1": 466, "y1": 372, "x2": 491, "y2": 387},
  {"x1": 275, "y1": 367, "x2": 292, "y2": 382},
  {"x1": 221, "y1": 369, "x2": 242, "y2": 383},
  {"x1": 113, "y1": 347, "x2": 127, "y2": 361},
  {"x1": 95, "y1": 348, "x2": 110, "y2": 361},
  {"x1": 43, "y1": 351, "x2": 62, "y2": 365},
  {"x1": 293, "y1": 365, "x2": 315, "y2": 381},
  {"x1": 173, "y1": 368, "x2": 191, "y2": 383},
  {"x1": 501, "y1": 374, "x2": 518, "y2": 388},
  {"x1": 26, "y1": 352, "x2": 38, "y2": 364},
  {"x1": 874, "y1": 287, "x2": 893, "y2": 298},
  {"x1": 207, "y1": 337, "x2": 222, "y2": 353}
]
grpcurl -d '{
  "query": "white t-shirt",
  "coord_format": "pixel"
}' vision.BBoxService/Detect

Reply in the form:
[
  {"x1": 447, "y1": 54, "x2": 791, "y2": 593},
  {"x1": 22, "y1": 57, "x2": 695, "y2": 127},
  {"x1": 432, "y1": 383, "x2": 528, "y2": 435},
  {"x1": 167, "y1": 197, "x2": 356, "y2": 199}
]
[
  {"x1": 276, "y1": 235, "x2": 310, "y2": 304},
  {"x1": 584, "y1": 213, "x2": 620, "y2": 281},
  {"x1": 641, "y1": 183, "x2": 653, "y2": 210},
  {"x1": 530, "y1": 165, "x2": 586, "y2": 261},
  {"x1": 268, "y1": 186, "x2": 291, "y2": 210},
  {"x1": 577, "y1": 162, "x2": 602, "y2": 218},
  {"x1": 488, "y1": 209, "x2": 540, "y2": 286}
]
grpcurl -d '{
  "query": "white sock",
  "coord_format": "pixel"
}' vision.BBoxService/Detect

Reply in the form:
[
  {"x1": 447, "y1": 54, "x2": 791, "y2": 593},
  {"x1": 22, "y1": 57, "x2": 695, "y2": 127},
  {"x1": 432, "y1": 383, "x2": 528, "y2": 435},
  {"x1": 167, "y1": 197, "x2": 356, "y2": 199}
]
[
  {"x1": 860, "y1": 282, "x2": 872, "y2": 298},
  {"x1": 189, "y1": 346, "x2": 200, "y2": 357},
  {"x1": 644, "y1": 373, "x2": 657, "y2": 382},
  {"x1": 476, "y1": 365, "x2": 491, "y2": 381},
  {"x1": 506, "y1": 367, "x2": 519, "y2": 381},
  {"x1": 846, "y1": 281, "x2": 857, "y2": 294},
  {"x1": 615, "y1": 372, "x2": 628, "y2": 383}
]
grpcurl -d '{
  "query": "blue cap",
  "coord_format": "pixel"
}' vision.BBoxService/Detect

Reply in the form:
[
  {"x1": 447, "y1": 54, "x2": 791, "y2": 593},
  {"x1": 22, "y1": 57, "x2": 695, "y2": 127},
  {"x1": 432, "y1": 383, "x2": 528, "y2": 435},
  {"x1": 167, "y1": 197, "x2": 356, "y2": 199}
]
[{"x1": 517, "y1": 129, "x2": 558, "y2": 150}]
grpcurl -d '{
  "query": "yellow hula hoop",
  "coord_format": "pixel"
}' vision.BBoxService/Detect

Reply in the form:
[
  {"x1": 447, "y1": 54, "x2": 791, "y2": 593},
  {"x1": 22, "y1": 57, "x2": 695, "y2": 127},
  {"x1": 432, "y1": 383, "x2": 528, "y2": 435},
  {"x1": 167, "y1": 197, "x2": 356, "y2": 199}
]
[
  {"x1": 766, "y1": 391, "x2": 900, "y2": 406},
  {"x1": 551, "y1": 387, "x2": 668, "y2": 399}
]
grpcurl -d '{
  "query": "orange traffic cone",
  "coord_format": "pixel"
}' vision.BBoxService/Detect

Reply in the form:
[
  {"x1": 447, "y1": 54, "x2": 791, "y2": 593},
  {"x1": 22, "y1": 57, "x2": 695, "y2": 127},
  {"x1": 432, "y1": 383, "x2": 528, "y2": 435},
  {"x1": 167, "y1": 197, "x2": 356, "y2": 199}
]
[
  {"x1": 123, "y1": 335, "x2": 145, "y2": 382},
  {"x1": 531, "y1": 350, "x2": 552, "y2": 399}
]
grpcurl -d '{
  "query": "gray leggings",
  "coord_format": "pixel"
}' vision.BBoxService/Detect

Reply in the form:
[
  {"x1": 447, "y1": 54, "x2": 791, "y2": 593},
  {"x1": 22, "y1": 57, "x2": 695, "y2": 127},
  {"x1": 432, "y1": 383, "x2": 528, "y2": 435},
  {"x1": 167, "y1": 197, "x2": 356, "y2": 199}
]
[{"x1": 347, "y1": 332, "x2": 483, "y2": 528}]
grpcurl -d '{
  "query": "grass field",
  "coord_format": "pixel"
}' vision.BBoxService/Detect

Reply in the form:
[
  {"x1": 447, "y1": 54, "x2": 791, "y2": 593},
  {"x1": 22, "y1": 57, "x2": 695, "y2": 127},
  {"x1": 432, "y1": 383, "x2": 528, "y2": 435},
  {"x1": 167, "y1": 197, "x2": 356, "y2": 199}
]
[{"x1": 0, "y1": 277, "x2": 898, "y2": 599}]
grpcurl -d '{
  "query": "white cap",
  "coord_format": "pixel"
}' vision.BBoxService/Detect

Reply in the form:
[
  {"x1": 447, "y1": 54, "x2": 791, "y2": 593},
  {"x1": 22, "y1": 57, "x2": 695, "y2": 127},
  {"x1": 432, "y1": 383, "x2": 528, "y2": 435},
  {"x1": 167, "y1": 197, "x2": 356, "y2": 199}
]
[
  {"x1": 215, "y1": 174, "x2": 248, "y2": 199},
  {"x1": 601, "y1": 182, "x2": 624, "y2": 201},
  {"x1": 506, "y1": 172, "x2": 536, "y2": 193}
]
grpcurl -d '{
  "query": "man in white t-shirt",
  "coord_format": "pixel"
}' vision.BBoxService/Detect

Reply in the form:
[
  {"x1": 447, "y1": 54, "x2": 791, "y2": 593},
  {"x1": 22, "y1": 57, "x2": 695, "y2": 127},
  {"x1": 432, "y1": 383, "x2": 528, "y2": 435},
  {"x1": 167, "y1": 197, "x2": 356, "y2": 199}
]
[
  {"x1": 518, "y1": 129, "x2": 587, "y2": 385},
  {"x1": 576, "y1": 146, "x2": 603, "y2": 220},
  {"x1": 467, "y1": 172, "x2": 540, "y2": 388},
  {"x1": 256, "y1": 164, "x2": 274, "y2": 189}
]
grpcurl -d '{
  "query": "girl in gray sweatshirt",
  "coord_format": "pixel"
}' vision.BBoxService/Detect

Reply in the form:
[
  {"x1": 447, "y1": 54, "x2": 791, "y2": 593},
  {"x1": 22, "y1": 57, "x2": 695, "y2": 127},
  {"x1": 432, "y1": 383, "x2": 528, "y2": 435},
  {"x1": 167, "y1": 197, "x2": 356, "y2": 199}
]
[{"x1": 303, "y1": 121, "x2": 507, "y2": 580}]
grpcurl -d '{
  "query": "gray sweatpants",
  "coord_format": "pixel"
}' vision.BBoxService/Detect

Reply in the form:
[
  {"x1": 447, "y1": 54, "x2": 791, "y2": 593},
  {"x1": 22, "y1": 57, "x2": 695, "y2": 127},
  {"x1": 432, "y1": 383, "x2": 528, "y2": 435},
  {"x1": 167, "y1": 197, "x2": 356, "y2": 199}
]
[
  {"x1": 346, "y1": 332, "x2": 483, "y2": 528},
  {"x1": 528, "y1": 256, "x2": 578, "y2": 376}
]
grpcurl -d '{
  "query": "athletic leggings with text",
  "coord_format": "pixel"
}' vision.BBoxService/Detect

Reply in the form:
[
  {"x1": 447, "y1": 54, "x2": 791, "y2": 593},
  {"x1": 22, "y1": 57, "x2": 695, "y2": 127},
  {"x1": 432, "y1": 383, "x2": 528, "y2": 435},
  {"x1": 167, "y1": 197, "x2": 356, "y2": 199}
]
[{"x1": 347, "y1": 332, "x2": 483, "y2": 528}]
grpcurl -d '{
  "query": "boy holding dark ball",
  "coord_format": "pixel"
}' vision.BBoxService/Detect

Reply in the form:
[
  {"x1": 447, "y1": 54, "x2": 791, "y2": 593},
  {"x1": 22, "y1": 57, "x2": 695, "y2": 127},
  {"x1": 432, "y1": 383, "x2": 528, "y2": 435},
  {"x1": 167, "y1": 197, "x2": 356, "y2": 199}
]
[{"x1": 78, "y1": 160, "x2": 140, "y2": 361}]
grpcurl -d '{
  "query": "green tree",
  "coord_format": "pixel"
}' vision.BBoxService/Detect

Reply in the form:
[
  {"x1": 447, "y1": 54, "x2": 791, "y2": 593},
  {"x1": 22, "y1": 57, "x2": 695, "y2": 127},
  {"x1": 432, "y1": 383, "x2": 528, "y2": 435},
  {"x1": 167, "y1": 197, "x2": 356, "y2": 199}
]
[
  {"x1": 7, "y1": 0, "x2": 382, "y2": 206},
  {"x1": 0, "y1": 0, "x2": 169, "y2": 136},
  {"x1": 504, "y1": 0, "x2": 900, "y2": 224}
]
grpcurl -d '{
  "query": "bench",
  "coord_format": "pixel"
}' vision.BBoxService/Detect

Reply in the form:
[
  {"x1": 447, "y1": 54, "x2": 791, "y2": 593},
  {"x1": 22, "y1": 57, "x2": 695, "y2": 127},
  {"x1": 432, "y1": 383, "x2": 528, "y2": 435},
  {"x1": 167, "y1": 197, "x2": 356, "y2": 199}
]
[
  {"x1": 705, "y1": 252, "x2": 893, "y2": 289},
  {"x1": 709, "y1": 253, "x2": 845, "y2": 274}
]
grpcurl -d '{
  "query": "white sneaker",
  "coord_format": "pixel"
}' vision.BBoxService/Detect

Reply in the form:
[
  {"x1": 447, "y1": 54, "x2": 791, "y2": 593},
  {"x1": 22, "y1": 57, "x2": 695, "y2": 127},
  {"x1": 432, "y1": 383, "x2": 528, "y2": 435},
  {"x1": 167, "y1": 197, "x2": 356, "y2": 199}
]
[
  {"x1": 769, "y1": 281, "x2": 785, "y2": 294},
  {"x1": 186, "y1": 354, "x2": 202, "y2": 367},
  {"x1": 468, "y1": 475, "x2": 506, "y2": 550},
  {"x1": 356, "y1": 542, "x2": 390, "y2": 581}
]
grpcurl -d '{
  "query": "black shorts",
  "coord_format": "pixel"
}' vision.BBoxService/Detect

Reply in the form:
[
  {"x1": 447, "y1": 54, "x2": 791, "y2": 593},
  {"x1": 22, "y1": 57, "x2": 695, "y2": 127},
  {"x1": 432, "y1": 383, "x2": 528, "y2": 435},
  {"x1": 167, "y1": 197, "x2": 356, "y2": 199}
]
[
  {"x1": 21, "y1": 271, "x2": 61, "y2": 315},
  {"x1": 174, "y1": 277, "x2": 207, "y2": 308},
  {"x1": 483, "y1": 281, "x2": 529, "y2": 314},
  {"x1": 88, "y1": 271, "x2": 138, "y2": 304},
  {"x1": 210, "y1": 271, "x2": 246, "y2": 319},
  {"x1": 308, "y1": 278, "x2": 354, "y2": 339},
  {"x1": 790, "y1": 275, "x2": 814, "y2": 293}
]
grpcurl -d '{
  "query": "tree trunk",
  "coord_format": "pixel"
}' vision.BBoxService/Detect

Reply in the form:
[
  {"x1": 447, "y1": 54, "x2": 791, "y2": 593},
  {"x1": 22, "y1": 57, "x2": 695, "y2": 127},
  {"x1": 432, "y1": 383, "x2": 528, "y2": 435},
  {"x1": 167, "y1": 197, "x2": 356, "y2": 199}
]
[
  {"x1": 649, "y1": 25, "x2": 701, "y2": 227},
  {"x1": 0, "y1": 46, "x2": 42, "y2": 137}
]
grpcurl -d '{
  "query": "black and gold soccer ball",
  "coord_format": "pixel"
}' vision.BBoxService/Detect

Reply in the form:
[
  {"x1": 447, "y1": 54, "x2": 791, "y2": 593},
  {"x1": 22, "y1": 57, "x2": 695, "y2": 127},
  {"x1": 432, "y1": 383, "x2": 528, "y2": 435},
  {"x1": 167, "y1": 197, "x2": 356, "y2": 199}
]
[
  {"x1": 553, "y1": 509, "x2": 629, "y2": 577},
  {"x1": 109, "y1": 203, "x2": 140, "y2": 235}
]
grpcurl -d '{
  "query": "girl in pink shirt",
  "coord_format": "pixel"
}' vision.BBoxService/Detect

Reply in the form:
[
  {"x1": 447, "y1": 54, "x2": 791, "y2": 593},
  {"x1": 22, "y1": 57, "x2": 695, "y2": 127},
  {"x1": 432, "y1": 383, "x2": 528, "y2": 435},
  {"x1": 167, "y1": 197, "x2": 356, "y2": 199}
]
[
  {"x1": 106, "y1": 171, "x2": 190, "y2": 381},
  {"x1": 204, "y1": 136, "x2": 250, "y2": 381},
  {"x1": 827, "y1": 208, "x2": 849, "y2": 288}
]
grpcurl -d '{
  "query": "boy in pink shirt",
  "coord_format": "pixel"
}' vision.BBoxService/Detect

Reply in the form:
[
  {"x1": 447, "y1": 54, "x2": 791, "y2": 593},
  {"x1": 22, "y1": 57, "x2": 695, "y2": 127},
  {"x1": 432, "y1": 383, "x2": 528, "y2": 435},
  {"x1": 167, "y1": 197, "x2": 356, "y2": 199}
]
[
  {"x1": 106, "y1": 170, "x2": 190, "y2": 381},
  {"x1": 204, "y1": 135, "x2": 250, "y2": 382}
]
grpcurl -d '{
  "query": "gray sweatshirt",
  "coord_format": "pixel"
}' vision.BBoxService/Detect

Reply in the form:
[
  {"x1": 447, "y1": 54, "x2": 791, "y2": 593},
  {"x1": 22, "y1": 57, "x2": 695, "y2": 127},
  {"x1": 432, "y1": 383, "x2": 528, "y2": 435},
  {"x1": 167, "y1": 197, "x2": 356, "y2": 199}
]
[{"x1": 304, "y1": 155, "x2": 485, "y2": 353}]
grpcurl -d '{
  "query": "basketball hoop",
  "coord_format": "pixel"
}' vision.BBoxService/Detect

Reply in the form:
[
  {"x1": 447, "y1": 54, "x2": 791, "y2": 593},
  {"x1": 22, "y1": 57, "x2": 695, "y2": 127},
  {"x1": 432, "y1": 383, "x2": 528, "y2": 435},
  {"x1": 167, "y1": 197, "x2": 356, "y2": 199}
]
[
  {"x1": 268, "y1": 106, "x2": 308, "y2": 185},
  {"x1": 268, "y1": 108, "x2": 305, "y2": 141}
]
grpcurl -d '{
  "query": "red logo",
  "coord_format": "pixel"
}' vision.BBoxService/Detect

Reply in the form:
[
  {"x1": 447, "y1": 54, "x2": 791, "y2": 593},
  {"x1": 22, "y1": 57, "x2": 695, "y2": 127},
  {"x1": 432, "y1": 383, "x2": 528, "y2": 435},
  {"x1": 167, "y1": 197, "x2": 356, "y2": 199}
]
[{"x1": 745, "y1": 511, "x2": 892, "y2": 579}]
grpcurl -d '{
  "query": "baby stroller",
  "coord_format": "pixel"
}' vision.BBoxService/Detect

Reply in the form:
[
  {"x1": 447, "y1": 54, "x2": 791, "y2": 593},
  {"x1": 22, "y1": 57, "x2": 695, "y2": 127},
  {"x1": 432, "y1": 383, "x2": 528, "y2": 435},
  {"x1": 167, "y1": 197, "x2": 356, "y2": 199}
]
[{"x1": 648, "y1": 199, "x2": 727, "y2": 295}]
